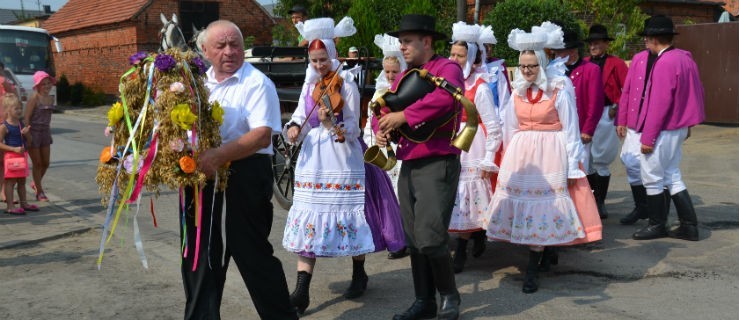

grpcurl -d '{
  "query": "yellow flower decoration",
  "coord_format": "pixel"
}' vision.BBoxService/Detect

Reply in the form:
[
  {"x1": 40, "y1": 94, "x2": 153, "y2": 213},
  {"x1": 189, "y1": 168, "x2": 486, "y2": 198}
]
[
  {"x1": 107, "y1": 102, "x2": 124, "y2": 127},
  {"x1": 211, "y1": 101, "x2": 224, "y2": 125},
  {"x1": 170, "y1": 103, "x2": 198, "y2": 130}
]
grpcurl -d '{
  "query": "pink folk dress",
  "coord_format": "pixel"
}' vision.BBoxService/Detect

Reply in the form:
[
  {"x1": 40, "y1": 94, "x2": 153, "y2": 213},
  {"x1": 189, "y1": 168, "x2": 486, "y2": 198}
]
[{"x1": 484, "y1": 89, "x2": 601, "y2": 246}]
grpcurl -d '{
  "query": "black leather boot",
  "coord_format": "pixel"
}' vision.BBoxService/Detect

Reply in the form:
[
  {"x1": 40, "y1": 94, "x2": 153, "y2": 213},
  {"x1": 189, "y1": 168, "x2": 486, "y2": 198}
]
[
  {"x1": 388, "y1": 246, "x2": 410, "y2": 259},
  {"x1": 538, "y1": 246, "x2": 559, "y2": 272},
  {"x1": 633, "y1": 191, "x2": 669, "y2": 240},
  {"x1": 523, "y1": 250, "x2": 543, "y2": 294},
  {"x1": 290, "y1": 271, "x2": 312, "y2": 315},
  {"x1": 596, "y1": 175, "x2": 610, "y2": 219},
  {"x1": 620, "y1": 185, "x2": 649, "y2": 225},
  {"x1": 344, "y1": 259, "x2": 369, "y2": 299},
  {"x1": 669, "y1": 190, "x2": 699, "y2": 241},
  {"x1": 452, "y1": 238, "x2": 467, "y2": 274},
  {"x1": 393, "y1": 252, "x2": 437, "y2": 320},
  {"x1": 429, "y1": 251, "x2": 460, "y2": 320},
  {"x1": 471, "y1": 230, "x2": 486, "y2": 258}
]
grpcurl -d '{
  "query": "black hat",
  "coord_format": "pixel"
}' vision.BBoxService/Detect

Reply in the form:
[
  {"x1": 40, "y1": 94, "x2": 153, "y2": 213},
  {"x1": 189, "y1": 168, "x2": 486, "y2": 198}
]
[
  {"x1": 585, "y1": 24, "x2": 615, "y2": 42},
  {"x1": 387, "y1": 14, "x2": 447, "y2": 41},
  {"x1": 288, "y1": 4, "x2": 307, "y2": 15},
  {"x1": 640, "y1": 15, "x2": 679, "y2": 36},
  {"x1": 562, "y1": 29, "x2": 583, "y2": 49}
]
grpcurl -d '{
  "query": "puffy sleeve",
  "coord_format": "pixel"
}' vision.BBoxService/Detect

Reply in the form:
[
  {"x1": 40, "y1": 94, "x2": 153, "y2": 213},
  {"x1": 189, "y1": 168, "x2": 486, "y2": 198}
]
[
  {"x1": 339, "y1": 76, "x2": 361, "y2": 141},
  {"x1": 282, "y1": 83, "x2": 313, "y2": 145},
  {"x1": 474, "y1": 82, "x2": 502, "y2": 172},
  {"x1": 496, "y1": 70, "x2": 512, "y2": 126},
  {"x1": 501, "y1": 91, "x2": 519, "y2": 151},
  {"x1": 555, "y1": 87, "x2": 586, "y2": 179}
]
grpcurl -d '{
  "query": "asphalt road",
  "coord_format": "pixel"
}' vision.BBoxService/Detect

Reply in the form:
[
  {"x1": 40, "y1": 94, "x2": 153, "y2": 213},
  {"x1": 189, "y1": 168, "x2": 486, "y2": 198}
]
[{"x1": 1, "y1": 109, "x2": 738, "y2": 319}]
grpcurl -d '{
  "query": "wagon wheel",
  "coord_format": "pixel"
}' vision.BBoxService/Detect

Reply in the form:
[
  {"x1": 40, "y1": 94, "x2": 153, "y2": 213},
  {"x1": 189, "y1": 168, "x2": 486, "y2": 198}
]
[{"x1": 272, "y1": 134, "x2": 301, "y2": 210}]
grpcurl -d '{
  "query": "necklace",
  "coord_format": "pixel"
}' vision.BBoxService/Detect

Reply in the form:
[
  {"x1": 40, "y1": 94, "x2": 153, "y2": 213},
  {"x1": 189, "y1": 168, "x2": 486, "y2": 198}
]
[{"x1": 526, "y1": 87, "x2": 543, "y2": 104}]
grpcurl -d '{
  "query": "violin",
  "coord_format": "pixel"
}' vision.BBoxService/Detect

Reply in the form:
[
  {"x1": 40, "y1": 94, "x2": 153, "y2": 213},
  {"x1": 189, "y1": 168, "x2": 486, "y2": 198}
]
[{"x1": 310, "y1": 70, "x2": 346, "y2": 142}]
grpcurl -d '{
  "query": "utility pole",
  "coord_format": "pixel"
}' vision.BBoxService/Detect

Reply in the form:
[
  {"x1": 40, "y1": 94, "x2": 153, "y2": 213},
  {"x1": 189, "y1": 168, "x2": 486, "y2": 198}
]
[{"x1": 457, "y1": 0, "x2": 466, "y2": 23}]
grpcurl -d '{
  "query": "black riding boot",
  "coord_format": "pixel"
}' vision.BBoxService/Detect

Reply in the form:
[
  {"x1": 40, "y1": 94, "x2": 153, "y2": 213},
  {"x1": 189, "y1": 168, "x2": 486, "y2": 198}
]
[
  {"x1": 452, "y1": 238, "x2": 467, "y2": 274},
  {"x1": 595, "y1": 175, "x2": 611, "y2": 219},
  {"x1": 633, "y1": 191, "x2": 669, "y2": 240},
  {"x1": 669, "y1": 190, "x2": 699, "y2": 241},
  {"x1": 538, "y1": 246, "x2": 559, "y2": 272},
  {"x1": 523, "y1": 250, "x2": 543, "y2": 294},
  {"x1": 620, "y1": 185, "x2": 649, "y2": 225},
  {"x1": 429, "y1": 251, "x2": 460, "y2": 320},
  {"x1": 344, "y1": 259, "x2": 369, "y2": 299},
  {"x1": 290, "y1": 271, "x2": 312, "y2": 315},
  {"x1": 471, "y1": 230, "x2": 487, "y2": 258},
  {"x1": 393, "y1": 252, "x2": 437, "y2": 320}
]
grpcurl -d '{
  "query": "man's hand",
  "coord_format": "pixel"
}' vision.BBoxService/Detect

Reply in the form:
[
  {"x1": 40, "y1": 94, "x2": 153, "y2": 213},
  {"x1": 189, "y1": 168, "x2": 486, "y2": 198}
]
[
  {"x1": 616, "y1": 125, "x2": 627, "y2": 139},
  {"x1": 378, "y1": 111, "x2": 407, "y2": 132},
  {"x1": 581, "y1": 133, "x2": 592, "y2": 144},
  {"x1": 197, "y1": 148, "x2": 225, "y2": 178},
  {"x1": 641, "y1": 144, "x2": 654, "y2": 154},
  {"x1": 608, "y1": 107, "x2": 617, "y2": 119}
]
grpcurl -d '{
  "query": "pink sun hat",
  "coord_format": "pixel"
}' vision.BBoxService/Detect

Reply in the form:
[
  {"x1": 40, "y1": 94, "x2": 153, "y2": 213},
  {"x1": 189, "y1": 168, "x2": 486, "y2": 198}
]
[{"x1": 33, "y1": 71, "x2": 56, "y2": 88}]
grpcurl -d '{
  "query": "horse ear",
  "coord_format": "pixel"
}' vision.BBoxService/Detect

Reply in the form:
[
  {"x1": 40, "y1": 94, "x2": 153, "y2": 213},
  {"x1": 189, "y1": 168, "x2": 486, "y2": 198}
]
[
  {"x1": 172, "y1": 14, "x2": 179, "y2": 24},
  {"x1": 160, "y1": 13, "x2": 167, "y2": 25}
]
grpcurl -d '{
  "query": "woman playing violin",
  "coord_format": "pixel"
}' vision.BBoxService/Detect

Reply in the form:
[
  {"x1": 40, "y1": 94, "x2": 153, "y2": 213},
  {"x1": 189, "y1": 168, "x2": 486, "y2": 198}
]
[{"x1": 282, "y1": 17, "x2": 373, "y2": 315}]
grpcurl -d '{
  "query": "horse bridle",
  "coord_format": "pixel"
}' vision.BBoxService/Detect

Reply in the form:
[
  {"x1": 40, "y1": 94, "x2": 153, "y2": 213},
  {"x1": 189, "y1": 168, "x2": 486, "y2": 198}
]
[{"x1": 159, "y1": 20, "x2": 186, "y2": 51}]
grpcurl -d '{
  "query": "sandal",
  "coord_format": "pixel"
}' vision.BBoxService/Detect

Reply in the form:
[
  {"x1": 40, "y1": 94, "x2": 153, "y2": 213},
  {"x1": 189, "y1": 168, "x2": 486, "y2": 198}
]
[
  {"x1": 21, "y1": 204, "x2": 40, "y2": 212},
  {"x1": 36, "y1": 193, "x2": 49, "y2": 202},
  {"x1": 4, "y1": 208, "x2": 26, "y2": 215}
]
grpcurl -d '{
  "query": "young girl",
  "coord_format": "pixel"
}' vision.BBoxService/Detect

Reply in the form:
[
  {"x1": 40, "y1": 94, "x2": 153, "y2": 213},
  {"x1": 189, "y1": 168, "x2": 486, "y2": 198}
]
[
  {"x1": 1, "y1": 93, "x2": 38, "y2": 214},
  {"x1": 24, "y1": 71, "x2": 55, "y2": 202}
]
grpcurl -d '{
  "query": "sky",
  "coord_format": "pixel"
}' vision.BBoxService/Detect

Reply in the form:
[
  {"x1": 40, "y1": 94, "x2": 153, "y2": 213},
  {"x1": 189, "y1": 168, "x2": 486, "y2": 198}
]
[{"x1": 1, "y1": 0, "x2": 277, "y2": 11}]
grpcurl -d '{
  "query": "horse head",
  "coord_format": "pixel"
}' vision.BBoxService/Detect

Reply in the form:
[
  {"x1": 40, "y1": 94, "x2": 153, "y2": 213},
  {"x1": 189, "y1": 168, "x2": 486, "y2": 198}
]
[{"x1": 159, "y1": 13, "x2": 187, "y2": 52}]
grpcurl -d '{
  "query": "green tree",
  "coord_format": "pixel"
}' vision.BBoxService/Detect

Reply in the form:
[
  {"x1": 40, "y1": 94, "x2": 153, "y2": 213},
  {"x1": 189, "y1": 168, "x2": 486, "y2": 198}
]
[
  {"x1": 566, "y1": 0, "x2": 648, "y2": 58},
  {"x1": 485, "y1": 0, "x2": 580, "y2": 64},
  {"x1": 342, "y1": 0, "x2": 457, "y2": 58}
]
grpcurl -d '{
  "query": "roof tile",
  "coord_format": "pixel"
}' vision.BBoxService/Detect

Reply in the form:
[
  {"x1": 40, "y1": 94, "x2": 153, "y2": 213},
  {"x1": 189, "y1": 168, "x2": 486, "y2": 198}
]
[{"x1": 43, "y1": 0, "x2": 151, "y2": 34}]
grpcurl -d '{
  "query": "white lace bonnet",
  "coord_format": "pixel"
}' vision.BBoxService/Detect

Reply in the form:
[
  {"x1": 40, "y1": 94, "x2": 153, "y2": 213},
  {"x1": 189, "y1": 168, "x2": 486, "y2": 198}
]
[
  {"x1": 451, "y1": 22, "x2": 482, "y2": 79},
  {"x1": 373, "y1": 34, "x2": 406, "y2": 90},
  {"x1": 296, "y1": 17, "x2": 357, "y2": 59}
]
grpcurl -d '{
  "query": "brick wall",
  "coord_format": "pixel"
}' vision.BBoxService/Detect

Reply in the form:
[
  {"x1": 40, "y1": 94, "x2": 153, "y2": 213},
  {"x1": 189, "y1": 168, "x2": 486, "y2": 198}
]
[
  {"x1": 48, "y1": 0, "x2": 275, "y2": 96},
  {"x1": 52, "y1": 23, "x2": 140, "y2": 94}
]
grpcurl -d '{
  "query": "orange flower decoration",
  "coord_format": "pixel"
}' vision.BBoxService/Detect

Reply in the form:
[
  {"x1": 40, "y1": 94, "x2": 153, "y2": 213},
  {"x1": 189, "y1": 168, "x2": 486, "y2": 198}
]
[
  {"x1": 100, "y1": 146, "x2": 113, "y2": 163},
  {"x1": 179, "y1": 156, "x2": 197, "y2": 174}
]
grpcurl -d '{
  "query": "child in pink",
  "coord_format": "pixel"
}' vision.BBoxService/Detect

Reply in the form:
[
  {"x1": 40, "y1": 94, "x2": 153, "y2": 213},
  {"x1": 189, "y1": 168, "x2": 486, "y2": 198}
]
[
  {"x1": 0, "y1": 93, "x2": 39, "y2": 214},
  {"x1": 24, "y1": 71, "x2": 56, "y2": 202}
]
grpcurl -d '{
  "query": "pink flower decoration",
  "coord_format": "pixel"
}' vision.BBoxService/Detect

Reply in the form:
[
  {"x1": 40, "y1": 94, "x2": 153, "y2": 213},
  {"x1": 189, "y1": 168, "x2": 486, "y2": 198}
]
[
  {"x1": 169, "y1": 82, "x2": 186, "y2": 94},
  {"x1": 169, "y1": 138, "x2": 185, "y2": 152}
]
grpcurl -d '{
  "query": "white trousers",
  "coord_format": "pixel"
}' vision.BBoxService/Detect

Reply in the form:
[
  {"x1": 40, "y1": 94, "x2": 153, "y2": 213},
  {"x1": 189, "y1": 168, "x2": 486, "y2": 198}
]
[
  {"x1": 588, "y1": 106, "x2": 620, "y2": 176},
  {"x1": 640, "y1": 128, "x2": 688, "y2": 196},
  {"x1": 619, "y1": 129, "x2": 643, "y2": 185}
]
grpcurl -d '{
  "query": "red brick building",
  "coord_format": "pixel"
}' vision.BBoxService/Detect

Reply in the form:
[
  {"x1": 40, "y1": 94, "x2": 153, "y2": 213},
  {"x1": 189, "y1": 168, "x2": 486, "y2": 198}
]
[{"x1": 43, "y1": 0, "x2": 274, "y2": 95}]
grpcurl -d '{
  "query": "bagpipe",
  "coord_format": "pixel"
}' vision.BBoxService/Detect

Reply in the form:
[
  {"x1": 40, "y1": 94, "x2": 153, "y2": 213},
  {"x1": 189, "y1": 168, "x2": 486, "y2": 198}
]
[{"x1": 364, "y1": 68, "x2": 478, "y2": 170}]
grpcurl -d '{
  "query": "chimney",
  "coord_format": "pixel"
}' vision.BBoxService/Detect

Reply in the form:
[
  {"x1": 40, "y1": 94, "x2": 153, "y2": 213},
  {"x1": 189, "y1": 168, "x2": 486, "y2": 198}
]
[{"x1": 43, "y1": 5, "x2": 51, "y2": 14}]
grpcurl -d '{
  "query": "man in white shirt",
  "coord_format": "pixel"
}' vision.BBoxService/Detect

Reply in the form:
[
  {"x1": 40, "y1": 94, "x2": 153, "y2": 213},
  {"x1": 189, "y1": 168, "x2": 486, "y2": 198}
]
[{"x1": 180, "y1": 20, "x2": 297, "y2": 320}]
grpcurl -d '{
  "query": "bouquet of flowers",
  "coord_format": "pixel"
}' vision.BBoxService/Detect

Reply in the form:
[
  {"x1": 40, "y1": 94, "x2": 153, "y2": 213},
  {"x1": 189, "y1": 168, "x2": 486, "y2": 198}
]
[
  {"x1": 96, "y1": 49, "x2": 227, "y2": 204},
  {"x1": 94, "y1": 49, "x2": 227, "y2": 269}
]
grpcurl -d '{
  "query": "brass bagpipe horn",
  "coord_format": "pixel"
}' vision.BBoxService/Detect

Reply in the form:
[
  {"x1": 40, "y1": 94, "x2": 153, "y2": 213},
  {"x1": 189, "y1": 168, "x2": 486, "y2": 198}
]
[
  {"x1": 417, "y1": 69, "x2": 478, "y2": 152},
  {"x1": 364, "y1": 68, "x2": 478, "y2": 170}
]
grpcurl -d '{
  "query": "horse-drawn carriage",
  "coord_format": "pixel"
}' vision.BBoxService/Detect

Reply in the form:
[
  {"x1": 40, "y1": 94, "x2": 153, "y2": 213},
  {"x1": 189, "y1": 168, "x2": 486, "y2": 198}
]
[{"x1": 248, "y1": 46, "x2": 382, "y2": 209}]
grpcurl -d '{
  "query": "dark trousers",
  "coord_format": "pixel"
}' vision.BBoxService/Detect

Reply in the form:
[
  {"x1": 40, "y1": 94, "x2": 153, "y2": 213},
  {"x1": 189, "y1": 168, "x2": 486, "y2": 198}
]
[
  {"x1": 397, "y1": 154, "x2": 461, "y2": 255},
  {"x1": 180, "y1": 154, "x2": 297, "y2": 320}
]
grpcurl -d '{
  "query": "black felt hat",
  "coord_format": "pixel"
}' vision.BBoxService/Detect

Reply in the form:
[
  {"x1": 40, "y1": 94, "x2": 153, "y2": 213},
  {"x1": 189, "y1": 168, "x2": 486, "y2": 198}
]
[
  {"x1": 288, "y1": 5, "x2": 307, "y2": 15},
  {"x1": 562, "y1": 29, "x2": 584, "y2": 49},
  {"x1": 585, "y1": 24, "x2": 615, "y2": 41},
  {"x1": 640, "y1": 15, "x2": 679, "y2": 36},
  {"x1": 387, "y1": 14, "x2": 447, "y2": 41}
]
